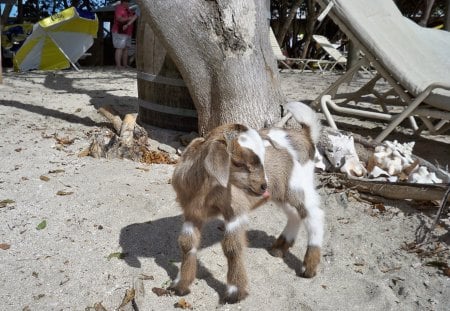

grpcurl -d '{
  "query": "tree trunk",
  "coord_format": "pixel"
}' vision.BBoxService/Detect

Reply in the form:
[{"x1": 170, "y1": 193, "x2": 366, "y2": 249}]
[
  {"x1": 136, "y1": 0, "x2": 284, "y2": 136},
  {"x1": 445, "y1": 0, "x2": 450, "y2": 30},
  {"x1": 1, "y1": 0, "x2": 14, "y2": 26},
  {"x1": 276, "y1": 0, "x2": 303, "y2": 46},
  {"x1": 301, "y1": 0, "x2": 316, "y2": 59},
  {"x1": 419, "y1": 0, "x2": 435, "y2": 26}
]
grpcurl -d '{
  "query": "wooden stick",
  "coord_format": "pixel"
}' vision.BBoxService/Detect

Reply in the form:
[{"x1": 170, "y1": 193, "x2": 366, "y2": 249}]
[
  {"x1": 98, "y1": 105, "x2": 122, "y2": 134},
  {"x1": 342, "y1": 177, "x2": 449, "y2": 202},
  {"x1": 120, "y1": 113, "x2": 137, "y2": 146}
]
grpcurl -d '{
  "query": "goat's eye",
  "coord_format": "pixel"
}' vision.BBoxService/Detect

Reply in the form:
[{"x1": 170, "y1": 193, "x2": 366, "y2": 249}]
[{"x1": 232, "y1": 159, "x2": 248, "y2": 170}]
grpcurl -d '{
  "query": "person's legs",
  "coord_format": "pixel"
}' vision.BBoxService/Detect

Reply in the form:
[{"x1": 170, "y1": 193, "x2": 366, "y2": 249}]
[
  {"x1": 115, "y1": 48, "x2": 124, "y2": 68},
  {"x1": 113, "y1": 33, "x2": 128, "y2": 68},
  {"x1": 122, "y1": 48, "x2": 128, "y2": 67}
]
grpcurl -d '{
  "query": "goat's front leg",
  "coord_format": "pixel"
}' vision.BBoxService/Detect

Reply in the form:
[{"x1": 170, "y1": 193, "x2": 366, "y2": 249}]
[
  {"x1": 222, "y1": 215, "x2": 249, "y2": 303},
  {"x1": 170, "y1": 219, "x2": 202, "y2": 296},
  {"x1": 270, "y1": 203, "x2": 301, "y2": 258}
]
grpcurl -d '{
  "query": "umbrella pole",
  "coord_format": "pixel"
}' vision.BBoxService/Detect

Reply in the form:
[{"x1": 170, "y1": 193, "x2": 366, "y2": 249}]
[
  {"x1": 0, "y1": 25, "x2": 3, "y2": 84},
  {"x1": 48, "y1": 34, "x2": 80, "y2": 71}
]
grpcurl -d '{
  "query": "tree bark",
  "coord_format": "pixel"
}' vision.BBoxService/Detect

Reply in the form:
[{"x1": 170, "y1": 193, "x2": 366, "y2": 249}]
[
  {"x1": 276, "y1": 0, "x2": 303, "y2": 46},
  {"x1": 445, "y1": 0, "x2": 450, "y2": 30},
  {"x1": 419, "y1": 0, "x2": 435, "y2": 26},
  {"x1": 136, "y1": 0, "x2": 284, "y2": 136},
  {"x1": 301, "y1": 0, "x2": 317, "y2": 59}
]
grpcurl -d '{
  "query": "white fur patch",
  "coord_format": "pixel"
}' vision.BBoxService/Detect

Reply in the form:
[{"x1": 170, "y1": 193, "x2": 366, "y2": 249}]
[
  {"x1": 225, "y1": 215, "x2": 249, "y2": 233},
  {"x1": 238, "y1": 129, "x2": 265, "y2": 165},
  {"x1": 280, "y1": 203, "x2": 301, "y2": 242},
  {"x1": 305, "y1": 205, "x2": 324, "y2": 247},
  {"x1": 172, "y1": 271, "x2": 181, "y2": 286},
  {"x1": 181, "y1": 222, "x2": 195, "y2": 235},
  {"x1": 226, "y1": 285, "x2": 238, "y2": 296},
  {"x1": 284, "y1": 101, "x2": 320, "y2": 143},
  {"x1": 188, "y1": 247, "x2": 197, "y2": 255}
]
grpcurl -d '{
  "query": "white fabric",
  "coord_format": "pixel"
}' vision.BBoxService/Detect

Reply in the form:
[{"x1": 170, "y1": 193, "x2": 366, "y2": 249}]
[
  {"x1": 269, "y1": 27, "x2": 286, "y2": 61},
  {"x1": 320, "y1": 0, "x2": 450, "y2": 108}
]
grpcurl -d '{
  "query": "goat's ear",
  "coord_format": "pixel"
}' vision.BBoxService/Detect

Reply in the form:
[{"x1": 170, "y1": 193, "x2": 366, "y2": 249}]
[
  {"x1": 259, "y1": 133, "x2": 282, "y2": 149},
  {"x1": 204, "y1": 141, "x2": 230, "y2": 188}
]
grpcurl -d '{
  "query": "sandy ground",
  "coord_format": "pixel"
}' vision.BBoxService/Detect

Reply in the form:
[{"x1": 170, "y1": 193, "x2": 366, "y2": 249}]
[{"x1": 0, "y1": 67, "x2": 449, "y2": 311}]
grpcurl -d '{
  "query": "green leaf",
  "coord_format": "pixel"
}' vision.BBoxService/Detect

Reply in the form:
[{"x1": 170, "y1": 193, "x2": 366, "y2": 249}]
[
  {"x1": 36, "y1": 220, "x2": 47, "y2": 230},
  {"x1": 107, "y1": 252, "x2": 127, "y2": 260}
]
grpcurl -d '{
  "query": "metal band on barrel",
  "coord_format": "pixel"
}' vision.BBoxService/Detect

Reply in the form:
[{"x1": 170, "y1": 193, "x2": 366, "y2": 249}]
[
  {"x1": 138, "y1": 99, "x2": 197, "y2": 118},
  {"x1": 137, "y1": 71, "x2": 186, "y2": 87}
]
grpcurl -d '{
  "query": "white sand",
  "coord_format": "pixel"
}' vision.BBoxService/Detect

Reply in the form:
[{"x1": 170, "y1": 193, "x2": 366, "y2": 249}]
[{"x1": 0, "y1": 68, "x2": 449, "y2": 310}]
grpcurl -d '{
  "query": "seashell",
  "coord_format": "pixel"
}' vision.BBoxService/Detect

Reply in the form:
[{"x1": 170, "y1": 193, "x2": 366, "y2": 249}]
[
  {"x1": 314, "y1": 149, "x2": 327, "y2": 171},
  {"x1": 368, "y1": 165, "x2": 390, "y2": 178},
  {"x1": 408, "y1": 166, "x2": 443, "y2": 184},
  {"x1": 340, "y1": 155, "x2": 367, "y2": 177},
  {"x1": 323, "y1": 132, "x2": 359, "y2": 168}
]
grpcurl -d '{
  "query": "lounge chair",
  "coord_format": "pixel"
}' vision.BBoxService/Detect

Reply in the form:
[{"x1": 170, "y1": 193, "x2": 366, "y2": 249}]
[
  {"x1": 269, "y1": 27, "x2": 291, "y2": 69},
  {"x1": 312, "y1": 34, "x2": 347, "y2": 71},
  {"x1": 269, "y1": 27, "x2": 335, "y2": 73},
  {"x1": 313, "y1": 0, "x2": 450, "y2": 142}
]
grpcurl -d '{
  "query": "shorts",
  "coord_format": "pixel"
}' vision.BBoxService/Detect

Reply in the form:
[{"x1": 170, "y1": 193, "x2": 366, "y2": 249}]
[{"x1": 112, "y1": 32, "x2": 131, "y2": 49}]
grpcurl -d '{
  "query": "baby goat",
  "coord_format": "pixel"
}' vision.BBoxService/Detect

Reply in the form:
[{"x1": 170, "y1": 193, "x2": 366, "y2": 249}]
[{"x1": 170, "y1": 102, "x2": 324, "y2": 303}]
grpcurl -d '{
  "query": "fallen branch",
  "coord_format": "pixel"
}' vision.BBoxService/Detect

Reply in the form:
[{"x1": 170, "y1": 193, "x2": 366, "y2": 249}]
[
  {"x1": 342, "y1": 176, "x2": 449, "y2": 202},
  {"x1": 98, "y1": 105, "x2": 122, "y2": 133}
]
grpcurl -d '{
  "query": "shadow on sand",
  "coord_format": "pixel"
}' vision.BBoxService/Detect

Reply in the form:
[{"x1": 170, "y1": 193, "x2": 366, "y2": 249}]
[{"x1": 119, "y1": 215, "x2": 304, "y2": 302}]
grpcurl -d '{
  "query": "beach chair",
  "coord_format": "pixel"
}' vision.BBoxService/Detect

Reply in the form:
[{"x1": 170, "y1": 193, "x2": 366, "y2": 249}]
[
  {"x1": 269, "y1": 28, "x2": 291, "y2": 70},
  {"x1": 312, "y1": 34, "x2": 347, "y2": 71},
  {"x1": 313, "y1": 0, "x2": 450, "y2": 142},
  {"x1": 269, "y1": 28, "x2": 334, "y2": 73}
]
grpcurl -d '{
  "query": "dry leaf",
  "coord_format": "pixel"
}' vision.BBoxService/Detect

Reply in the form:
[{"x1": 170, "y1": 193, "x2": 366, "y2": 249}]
[
  {"x1": 48, "y1": 169, "x2": 65, "y2": 174},
  {"x1": 40, "y1": 175, "x2": 50, "y2": 181},
  {"x1": 93, "y1": 302, "x2": 108, "y2": 311},
  {"x1": 55, "y1": 136, "x2": 75, "y2": 145},
  {"x1": 139, "y1": 274, "x2": 154, "y2": 280},
  {"x1": 136, "y1": 167, "x2": 150, "y2": 172},
  {"x1": 141, "y1": 149, "x2": 177, "y2": 164},
  {"x1": 0, "y1": 243, "x2": 11, "y2": 250},
  {"x1": 174, "y1": 298, "x2": 192, "y2": 309},
  {"x1": 15, "y1": 148, "x2": 22, "y2": 152},
  {"x1": 56, "y1": 191, "x2": 73, "y2": 196},
  {"x1": 373, "y1": 203, "x2": 386, "y2": 213},
  {"x1": 0, "y1": 199, "x2": 15, "y2": 208},
  {"x1": 78, "y1": 147, "x2": 90, "y2": 157},
  {"x1": 118, "y1": 288, "x2": 135, "y2": 309},
  {"x1": 152, "y1": 287, "x2": 172, "y2": 297},
  {"x1": 443, "y1": 268, "x2": 450, "y2": 277}
]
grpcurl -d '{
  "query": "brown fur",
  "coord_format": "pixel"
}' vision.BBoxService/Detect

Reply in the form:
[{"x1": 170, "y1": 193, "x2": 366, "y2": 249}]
[{"x1": 170, "y1": 116, "x2": 323, "y2": 303}]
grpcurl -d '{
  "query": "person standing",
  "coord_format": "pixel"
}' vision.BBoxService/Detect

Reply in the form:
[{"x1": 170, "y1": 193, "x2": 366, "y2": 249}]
[{"x1": 112, "y1": 0, "x2": 137, "y2": 69}]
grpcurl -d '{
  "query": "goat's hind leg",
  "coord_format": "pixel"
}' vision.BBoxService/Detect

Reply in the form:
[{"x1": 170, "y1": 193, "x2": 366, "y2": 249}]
[
  {"x1": 222, "y1": 215, "x2": 250, "y2": 303},
  {"x1": 170, "y1": 218, "x2": 203, "y2": 296},
  {"x1": 270, "y1": 202, "x2": 302, "y2": 258},
  {"x1": 302, "y1": 190, "x2": 324, "y2": 278}
]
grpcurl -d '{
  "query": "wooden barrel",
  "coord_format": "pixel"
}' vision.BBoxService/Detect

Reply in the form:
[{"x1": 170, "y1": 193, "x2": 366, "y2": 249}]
[{"x1": 136, "y1": 19, "x2": 198, "y2": 132}]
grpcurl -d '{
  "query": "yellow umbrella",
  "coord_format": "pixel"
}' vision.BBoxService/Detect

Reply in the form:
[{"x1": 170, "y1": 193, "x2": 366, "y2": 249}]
[{"x1": 14, "y1": 7, "x2": 98, "y2": 71}]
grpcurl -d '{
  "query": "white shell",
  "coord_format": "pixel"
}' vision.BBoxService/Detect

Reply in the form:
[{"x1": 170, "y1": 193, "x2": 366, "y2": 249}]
[{"x1": 340, "y1": 155, "x2": 366, "y2": 177}]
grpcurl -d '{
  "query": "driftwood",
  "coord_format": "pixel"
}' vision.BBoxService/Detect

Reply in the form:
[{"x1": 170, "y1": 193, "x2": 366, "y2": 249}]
[
  {"x1": 80, "y1": 105, "x2": 176, "y2": 164},
  {"x1": 342, "y1": 176, "x2": 449, "y2": 202}
]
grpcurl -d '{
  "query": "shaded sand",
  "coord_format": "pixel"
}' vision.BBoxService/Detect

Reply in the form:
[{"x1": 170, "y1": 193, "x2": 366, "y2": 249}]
[{"x1": 0, "y1": 68, "x2": 449, "y2": 310}]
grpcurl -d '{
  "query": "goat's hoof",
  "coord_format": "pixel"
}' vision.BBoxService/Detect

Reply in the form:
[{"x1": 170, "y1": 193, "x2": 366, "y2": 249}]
[
  {"x1": 223, "y1": 289, "x2": 248, "y2": 304},
  {"x1": 302, "y1": 268, "x2": 317, "y2": 278},
  {"x1": 169, "y1": 284, "x2": 191, "y2": 296}
]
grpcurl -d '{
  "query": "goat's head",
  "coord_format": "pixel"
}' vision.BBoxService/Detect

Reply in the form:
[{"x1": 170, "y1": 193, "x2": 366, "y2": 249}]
[{"x1": 204, "y1": 124, "x2": 269, "y2": 198}]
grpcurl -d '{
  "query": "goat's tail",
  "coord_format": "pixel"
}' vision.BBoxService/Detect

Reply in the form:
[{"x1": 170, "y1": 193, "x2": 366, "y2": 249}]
[{"x1": 284, "y1": 101, "x2": 320, "y2": 144}]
